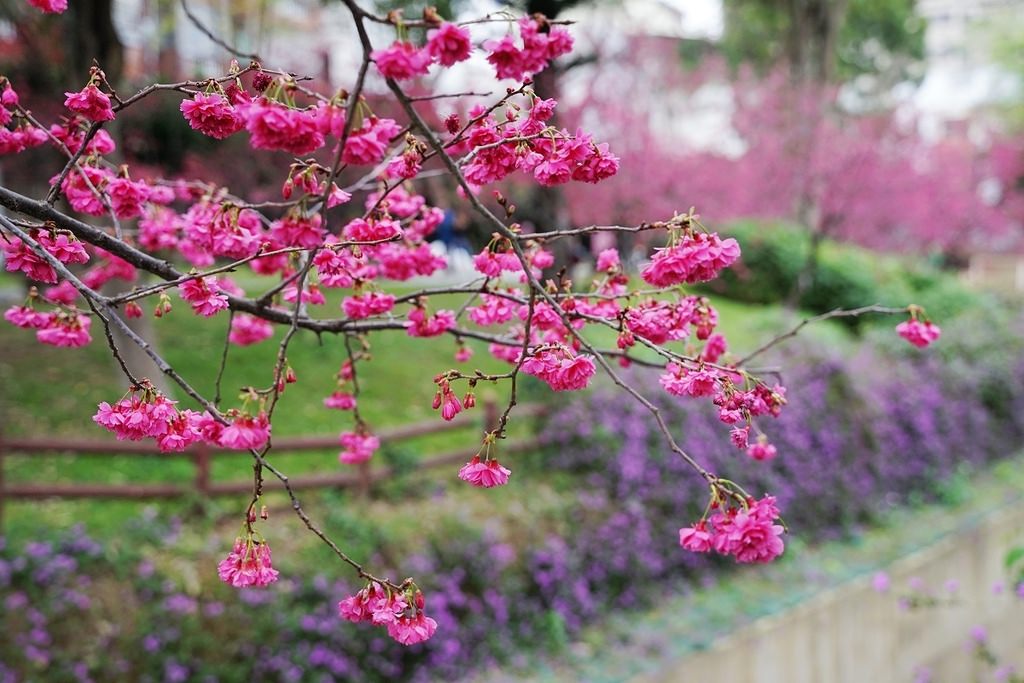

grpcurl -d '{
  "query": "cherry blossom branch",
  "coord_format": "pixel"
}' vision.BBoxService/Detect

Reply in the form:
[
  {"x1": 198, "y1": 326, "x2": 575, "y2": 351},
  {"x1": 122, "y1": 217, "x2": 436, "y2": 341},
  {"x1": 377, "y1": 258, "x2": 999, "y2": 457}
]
[
  {"x1": 214, "y1": 310, "x2": 235, "y2": 407},
  {"x1": 1, "y1": 206, "x2": 402, "y2": 591},
  {"x1": 737, "y1": 304, "x2": 911, "y2": 366},
  {"x1": 1, "y1": 217, "x2": 143, "y2": 387},
  {"x1": 179, "y1": 0, "x2": 261, "y2": 62},
  {"x1": 375, "y1": 39, "x2": 718, "y2": 485}
]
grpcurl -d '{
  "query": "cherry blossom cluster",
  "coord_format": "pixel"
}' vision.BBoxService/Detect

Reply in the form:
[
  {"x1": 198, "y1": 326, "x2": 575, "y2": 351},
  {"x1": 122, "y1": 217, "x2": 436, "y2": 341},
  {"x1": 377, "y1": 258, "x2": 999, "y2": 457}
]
[
  {"x1": 458, "y1": 96, "x2": 619, "y2": 188},
  {"x1": 218, "y1": 535, "x2": 280, "y2": 588},
  {"x1": 339, "y1": 581, "x2": 438, "y2": 646},
  {"x1": 0, "y1": 0, "x2": 942, "y2": 650},
  {"x1": 679, "y1": 494, "x2": 785, "y2": 564},
  {"x1": 896, "y1": 307, "x2": 941, "y2": 348},
  {"x1": 641, "y1": 228, "x2": 741, "y2": 287},
  {"x1": 4, "y1": 302, "x2": 92, "y2": 347},
  {"x1": 92, "y1": 383, "x2": 270, "y2": 452},
  {"x1": 0, "y1": 79, "x2": 47, "y2": 153}
]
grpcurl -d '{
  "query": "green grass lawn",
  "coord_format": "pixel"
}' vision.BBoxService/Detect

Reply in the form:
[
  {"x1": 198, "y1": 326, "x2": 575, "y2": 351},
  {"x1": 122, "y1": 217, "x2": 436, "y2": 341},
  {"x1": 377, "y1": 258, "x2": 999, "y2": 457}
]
[{"x1": 0, "y1": 276, "x2": 851, "y2": 542}]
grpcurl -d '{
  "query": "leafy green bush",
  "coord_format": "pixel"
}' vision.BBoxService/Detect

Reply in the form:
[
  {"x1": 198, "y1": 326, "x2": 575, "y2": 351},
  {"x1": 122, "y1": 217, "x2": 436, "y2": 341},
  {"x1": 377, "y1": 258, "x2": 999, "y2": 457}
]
[
  {"x1": 700, "y1": 220, "x2": 984, "y2": 328},
  {"x1": 701, "y1": 220, "x2": 808, "y2": 304}
]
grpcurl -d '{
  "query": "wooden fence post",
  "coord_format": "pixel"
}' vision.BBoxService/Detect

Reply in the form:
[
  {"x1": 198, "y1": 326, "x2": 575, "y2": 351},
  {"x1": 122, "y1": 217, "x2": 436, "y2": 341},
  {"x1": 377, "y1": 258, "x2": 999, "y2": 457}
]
[
  {"x1": 357, "y1": 460, "x2": 371, "y2": 499},
  {"x1": 484, "y1": 397, "x2": 499, "y2": 434},
  {"x1": 193, "y1": 443, "x2": 211, "y2": 499},
  {"x1": 0, "y1": 430, "x2": 6, "y2": 532}
]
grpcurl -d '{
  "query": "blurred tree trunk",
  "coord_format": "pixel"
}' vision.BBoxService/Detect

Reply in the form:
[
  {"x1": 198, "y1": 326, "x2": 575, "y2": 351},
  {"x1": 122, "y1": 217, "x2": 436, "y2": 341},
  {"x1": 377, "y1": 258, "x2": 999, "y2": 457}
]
[
  {"x1": 156, "y1": 0, "x2": 181, "y2": 80},
  {"x1": 779, "y1": 0, "x2": 849, "y2": 308},
  {"x1": 782, "y1": 0, "x2": 848, "y2": 84},
  {"x1": 67, "y1": 0, "x2": 123, "y2": 83}
]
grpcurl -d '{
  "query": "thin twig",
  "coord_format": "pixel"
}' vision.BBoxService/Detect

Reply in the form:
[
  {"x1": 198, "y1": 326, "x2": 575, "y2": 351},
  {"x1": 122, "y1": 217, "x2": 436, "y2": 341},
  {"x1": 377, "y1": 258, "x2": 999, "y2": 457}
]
[{"x1": 180, "y1": 0, "x2": 261, "y2": 62}]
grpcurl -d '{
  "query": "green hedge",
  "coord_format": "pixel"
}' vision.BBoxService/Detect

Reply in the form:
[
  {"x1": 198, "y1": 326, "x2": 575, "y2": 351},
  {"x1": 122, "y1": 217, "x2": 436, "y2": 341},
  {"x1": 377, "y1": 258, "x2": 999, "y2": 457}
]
[{"x1": 698, "y1": 220, "x2": 984, "y2": 328}]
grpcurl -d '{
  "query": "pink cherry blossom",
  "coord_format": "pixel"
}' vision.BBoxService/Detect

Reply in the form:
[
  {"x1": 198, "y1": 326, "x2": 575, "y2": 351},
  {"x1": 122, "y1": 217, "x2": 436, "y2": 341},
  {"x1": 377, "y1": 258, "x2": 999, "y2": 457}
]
[
  {"x1": 746, "y1": 439, "x2": 777, "y2": 461},
  {"x1": 342, "y1": 292, "x2": 395, "y2": 319},
  {"x1": 469, "y1": 293, "x2": 517, "y2": 326},
  {"x1": 641, "y1": 232, "x2": 741, "y2": 287},
  {"x1": 36, "y1": 312, "x2": 91, "y2": 347},
  {"x1": 596, "y1": 248, "x2": 620, "y2": 272},
  {"x1": 217, "y1": 537, "x2": 279, "y2": 588},
  {"x1": 659, "y1": 363, "x2": 720, "y2": 398},
  {"x1": 896, "y1": 318, "x2": 941, "y2": 348},
  {"x1": 218, "y1": 412, "x2": 271, "y2": 450},
  {"x1": 2, "y1": 237, "x2": 57, "y2": 282},
  {"x1": 44, "y1": 280, "x2": 79, "y2": 305},
  {"x1": 678, "y1": 522, "x2": 713, "y2": 553},
  {"x1": 64, "y1": 85, "x2": 115, "y2": 122},
  {"x1": 54, "y1": 165, "x2": 113, "y2": 216},
  {"x1": 338, "y1": 431, "x2": 380, "y2": 464},
  {"x1": 93, "y1": 389, "x2": 179, "y2": 441},
  {"x1": 623, "y1": 302, "x2": 689, "y2": 344},
  {"x1": 37, "y1": 232, "x2": 90, "y2": 265},
  {"x1": 405, "y1": 308, "x2": 455, "y2": 337},
  {"x1": 521, "y1": 348, "x2": 596, "y2": 391},
  {"x1": 4, "y1": 305, "x2": 51, "y2": 329},
  {"x1": 702, "y1": 334, "x2": 728, "y2": 363},
  {"x1": 435, "y1": 384, "x2": 462, "y2": 421},
  {"x1": 729, "y1": 425, "x2": 750, "y2": 450},
  {"x1": 244, "y1": 98, "x2": 324, "y2": 155},
  {"x1": 342, "y1": 216, "x2": 401, "y2": 242},
  {"x1": 458, "y1": 455, "x2": 511, "y2": 488},
  {"x1": 372, "y1": 41, "x2": 432, "y2": 81},
  {"x1": 229, "y1": 314, "x2": 274, "y2": 346},
  {"x1": 180, "y1": 92, "x2": 244, "y2": 139},
  {"x1": 387, "y1": 612, "x2": 438, "y2": 645},
  {"x1": 324, "y1": 392, "x2": 357, "y2": 410},
  {"x1": 106, "y1": 177, "x2": 151, "y2": 219},
  {"x1": 179, "y1": 276, "x2": 229, "y2": 317},
  {"x1": 426, "y1": 22, "x2": 472, "y2": 67}
]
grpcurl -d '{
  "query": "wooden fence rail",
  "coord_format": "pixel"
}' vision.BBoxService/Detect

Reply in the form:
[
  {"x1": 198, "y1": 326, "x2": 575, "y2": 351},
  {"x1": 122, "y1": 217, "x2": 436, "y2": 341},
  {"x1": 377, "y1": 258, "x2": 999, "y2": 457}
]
[{"x1": 0, "y1": 400, "x2": 546, "y2": 528}]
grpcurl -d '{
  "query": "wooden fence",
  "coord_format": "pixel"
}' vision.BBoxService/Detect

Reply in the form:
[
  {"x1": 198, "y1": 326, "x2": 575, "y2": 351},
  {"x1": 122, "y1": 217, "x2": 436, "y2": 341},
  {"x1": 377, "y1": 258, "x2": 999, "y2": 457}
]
[{"x1": 0, "y1": 399, "x2": 546, "y2": 527}]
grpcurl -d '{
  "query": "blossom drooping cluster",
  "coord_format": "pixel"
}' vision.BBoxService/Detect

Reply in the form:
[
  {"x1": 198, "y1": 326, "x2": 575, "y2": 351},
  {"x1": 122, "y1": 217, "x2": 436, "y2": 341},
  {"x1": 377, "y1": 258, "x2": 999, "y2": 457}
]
[
  {"x1": 457, "y1": 454, "x2": 512, "y2": 488},
  {"x1": 641, "y1": 229, "x2": 741, "y2": 287},
  {"x1": 2, "y1": 231, "x2": 89, "y2": 283},
  {"x1": 217, "y1": 536, "x2": 279, "y2": 588},
  {"x1": 432, "y1": 378, "x2": 465, "y2": 421},
  {"x1": 484, "y1": 16, "x2": 574, "y2": 81},
  {"x1": 178, "y1": 275, "x2": 230, "y2": 317},
  {"x1": 897, "y1": 316, "x2": 941, "y2": 348},
  {"x1": 92, "y1": 385, "x2": 204, "y2": 452},
  {"x1": 64, "y1": 83, "x2": 116, "y2": 122},
  {"x1": 521, "y1": 347, "x2": 596, "y2": 391},
  {"x1": 229, "y1": 313, "x2": 274, "y2": 346},
  {"x1": 679, "y1": 495, "x2": 785, "y2": 564},
  {"x1": 338, "y1": 582, "x2": 438, "y2": 646},
  {"x1": 180, "y1": 92, "x2": 245, "y2": 139},
  {"x1": 338, "y1": 431, "x2": 380, "y2": 464},
  {"x1": 0, "y1": 80, "x2": 47, "y2": 153},
  {"x1": 92, "y1": 383, "x2": 270, "y2": 452},
  {"x1": 458, "y1": 97, "x2": 619, "y2": 188}
]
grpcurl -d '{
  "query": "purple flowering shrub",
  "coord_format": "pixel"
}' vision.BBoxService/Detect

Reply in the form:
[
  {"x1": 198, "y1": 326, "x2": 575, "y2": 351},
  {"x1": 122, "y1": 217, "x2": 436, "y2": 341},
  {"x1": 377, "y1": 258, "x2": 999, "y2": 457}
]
[{"x1": 1, "y1": 310, "x2": 1021, "y2": 682}]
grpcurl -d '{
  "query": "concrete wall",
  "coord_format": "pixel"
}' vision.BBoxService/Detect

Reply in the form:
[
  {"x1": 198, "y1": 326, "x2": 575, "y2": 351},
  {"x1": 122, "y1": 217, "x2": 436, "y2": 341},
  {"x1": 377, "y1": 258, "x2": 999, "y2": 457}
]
[{"x1": 631, "y1": 502, "x2": 1024, "y2": 683}]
